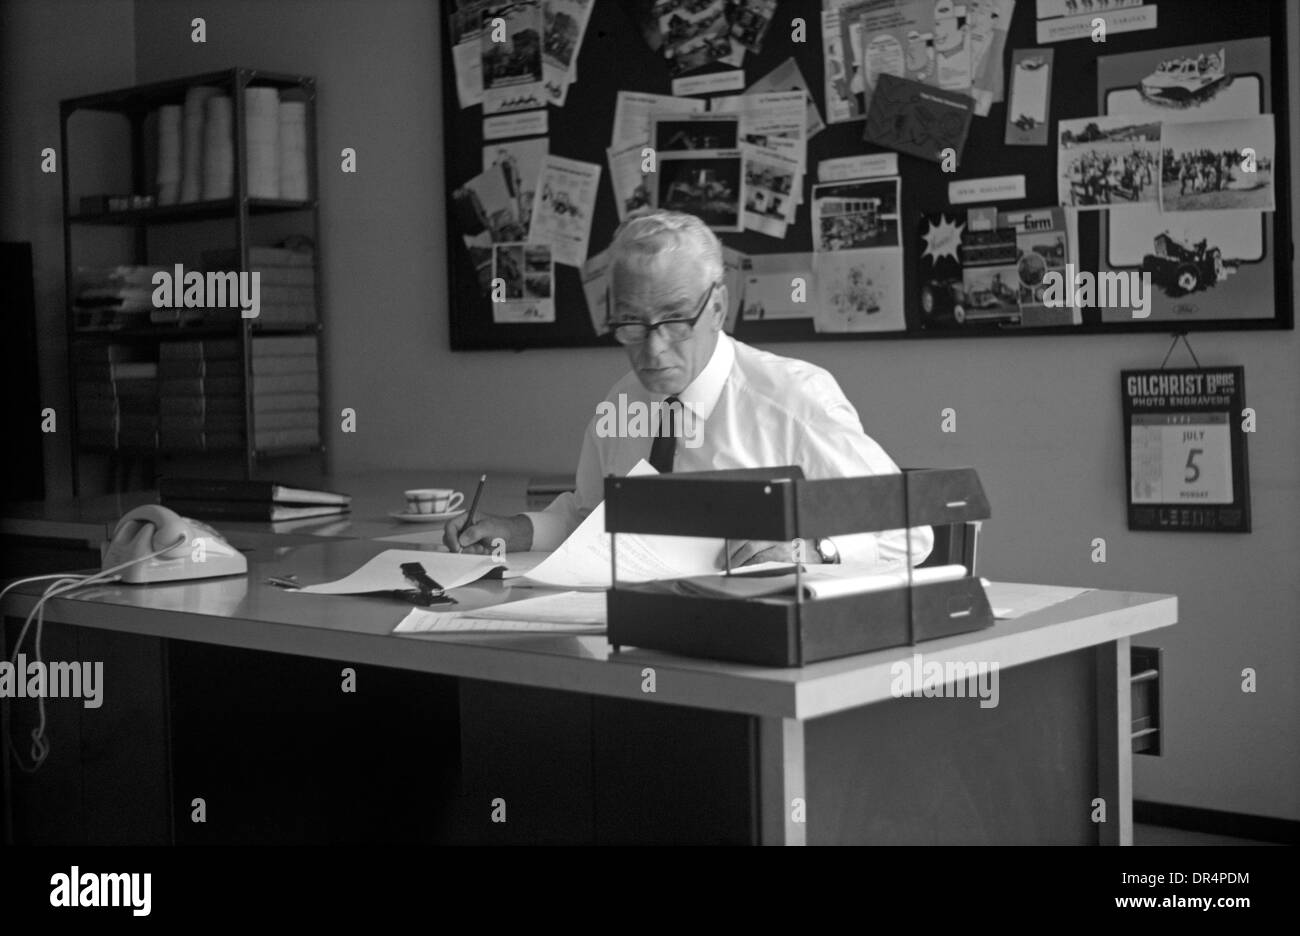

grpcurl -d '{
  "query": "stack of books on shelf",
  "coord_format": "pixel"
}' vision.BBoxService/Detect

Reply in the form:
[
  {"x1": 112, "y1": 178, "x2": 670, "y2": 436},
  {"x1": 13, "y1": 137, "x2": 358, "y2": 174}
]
[
  {"x1": 252, "y1": 335, "x2": 320, "y2": 451},
  {"x1": 160, "y1": 478, "x2": 350, "y2": 522},
  {"x1": 74, "y1": 343, "x2": 158, "y2": 449},
  {"x1": 203, "y1": 244, "x2": 317, "y2": 326},
  {"x1": 158, "y1": 338, "x2": 245, "y2": 451}
]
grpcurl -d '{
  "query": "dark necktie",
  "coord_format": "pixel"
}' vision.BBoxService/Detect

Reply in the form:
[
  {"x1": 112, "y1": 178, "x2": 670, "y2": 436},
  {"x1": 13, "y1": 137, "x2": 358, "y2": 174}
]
[{"x1": 649, "y1": 395, "x2": 680, "y2": 474}]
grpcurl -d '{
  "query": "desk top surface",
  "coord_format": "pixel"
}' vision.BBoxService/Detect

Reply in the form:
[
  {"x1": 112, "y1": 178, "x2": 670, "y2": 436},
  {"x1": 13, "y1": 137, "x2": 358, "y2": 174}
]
[
  {"x1": 2, "y1": 529, "x2": 1176, "y2": 720},
  {"x1": 0, "y1": 470, "x2": 541, "y2": 545}
]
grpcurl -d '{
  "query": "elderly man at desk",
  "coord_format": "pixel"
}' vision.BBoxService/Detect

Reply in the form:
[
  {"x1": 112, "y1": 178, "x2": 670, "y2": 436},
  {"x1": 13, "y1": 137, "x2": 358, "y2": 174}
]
[{"x1": 446, "y1": 209, "x2": 932, "y2": 568}]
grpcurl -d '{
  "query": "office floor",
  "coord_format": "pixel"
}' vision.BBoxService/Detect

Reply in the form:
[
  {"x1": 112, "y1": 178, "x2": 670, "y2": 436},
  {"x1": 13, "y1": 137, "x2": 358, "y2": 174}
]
[{"x1": 1134, "y1": 824, "x2": 1275, "y2": 846}]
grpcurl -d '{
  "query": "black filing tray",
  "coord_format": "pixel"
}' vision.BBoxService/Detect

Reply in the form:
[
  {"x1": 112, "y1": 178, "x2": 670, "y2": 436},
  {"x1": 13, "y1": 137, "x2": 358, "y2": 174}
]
[{"x1": 604, "y1": 466, "x2": 994, "y2": 667}]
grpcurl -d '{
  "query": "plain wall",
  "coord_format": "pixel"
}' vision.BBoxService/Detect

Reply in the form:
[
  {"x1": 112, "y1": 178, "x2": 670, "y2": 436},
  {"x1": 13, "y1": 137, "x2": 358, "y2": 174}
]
[{"x1": 29, "y1": 0, "x2": 1284, "y2": 823}]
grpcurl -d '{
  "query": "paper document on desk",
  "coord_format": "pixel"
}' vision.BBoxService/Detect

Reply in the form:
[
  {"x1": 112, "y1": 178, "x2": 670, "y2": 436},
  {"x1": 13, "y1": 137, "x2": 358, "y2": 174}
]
[
  {"x1": 395, "y1": 590, "x2": 606, "y2": 634},
  {"x1": 984, "y1": 582, "x2": 1093, "y2": 619},
  {"x1": 297, "y1": 549, "x2": 504, "y2": 594},
  {"x1": 520, "y1": 460, "x2": 724, "y2": 589},
  {"x1": 673, "y1": 563, "x2": 969, "y2": 600}
]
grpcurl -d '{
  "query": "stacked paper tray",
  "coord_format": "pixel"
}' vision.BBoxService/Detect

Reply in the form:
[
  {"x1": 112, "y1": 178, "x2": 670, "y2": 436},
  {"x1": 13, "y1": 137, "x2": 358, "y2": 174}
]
[{"x1": 603, "y1": 466, "x2": 994, "y2": 667}]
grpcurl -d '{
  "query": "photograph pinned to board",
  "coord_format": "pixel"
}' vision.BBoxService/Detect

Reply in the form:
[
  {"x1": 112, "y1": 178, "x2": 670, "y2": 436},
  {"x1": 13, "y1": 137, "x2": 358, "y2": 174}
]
[
  {"x1": 652, "y1": 112, "x2": 740, "y2": 152},
  {"x1": 1057, "y1": 115, "x2": 1161, "y2": 210},
  {"x1": 491, "y1": 243, "x2": 555, "y2": 323},
  {"x1": 917, "y1": 212, "x2": 1020, "y2": 330},
  {"x1": 741, "y1": 144, "x2": 800, "y2": 238},
  {"x1": 449, "y1": 0, "x2": 490, "y2": 109},
  {"x1": 1159, "y1": 116, "x2": 1275, "y2": 213},
  {"x1": 726, "y1": 0, "x2": 778, "y2": 54},
  {"x1": 541, "y1": 0, "x2": 595, "y2": 106},
  {"x1": 527, "y1": 155, "x2": 601, "y2": 268},
  {"x1": 610, "y1": 91, "x2": 705, "y2": 148},
  {"x1": 653, "y1": 150, "x2": 744, "y2": 232},
  {"x1": 481, "y1": 0, "x2": 547, "y2": 114},
  {"x1": 482, "y1": 136, "x2": 547, "y2": 231},
  {"x1": 628, "y1": 0, "x2": 740, "y2": 77},
  {"x1": 740, "y1": 253, "x2": 814, "y2": 321},
  {"x1": 812, "y1": 177, "x2": 901, "y2": 252},
  {"x1": 1005, "y1": 49, "x2": 1054, "y2": 146},
  {"x1": 813, "y1": 248, "x2": 905, "y2": 333},
  {"x1": 650, "y1": 112, "x2": 743, "y2": 232},
  {"x1": 1097, "y1": 37, "x2": 1277, "y2": 323}
]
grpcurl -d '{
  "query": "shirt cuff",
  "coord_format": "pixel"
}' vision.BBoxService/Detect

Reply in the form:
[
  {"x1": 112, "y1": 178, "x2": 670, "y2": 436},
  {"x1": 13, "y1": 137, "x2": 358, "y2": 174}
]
[{"x1": 522, "y1": 510, "x2": 569, "y2": 552}]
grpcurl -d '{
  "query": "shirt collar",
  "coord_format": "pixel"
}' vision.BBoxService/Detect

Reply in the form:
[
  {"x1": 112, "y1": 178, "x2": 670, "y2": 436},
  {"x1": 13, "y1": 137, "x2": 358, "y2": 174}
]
[{"x1": 665, "y1": 331, "x2": 733, "y2": 422}]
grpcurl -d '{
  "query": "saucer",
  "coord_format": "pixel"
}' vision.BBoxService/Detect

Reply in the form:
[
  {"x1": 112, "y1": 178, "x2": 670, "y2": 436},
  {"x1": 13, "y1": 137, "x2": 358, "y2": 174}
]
[{"x1": 388, "y1": 508, "x2": 467, "y2": 523}]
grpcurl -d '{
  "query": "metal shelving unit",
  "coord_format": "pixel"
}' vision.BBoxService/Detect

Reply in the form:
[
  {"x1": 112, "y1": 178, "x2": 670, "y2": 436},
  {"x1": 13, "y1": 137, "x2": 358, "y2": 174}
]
[{"x1": 60, "y1": 68, "x2": 326, "y2": 492}]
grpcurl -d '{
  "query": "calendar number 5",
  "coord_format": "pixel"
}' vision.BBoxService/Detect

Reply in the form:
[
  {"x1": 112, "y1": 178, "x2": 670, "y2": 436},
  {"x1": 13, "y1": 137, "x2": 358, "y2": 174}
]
[{"x1": 1185, "y1": 448, "x2": 1203, "y2": 483}]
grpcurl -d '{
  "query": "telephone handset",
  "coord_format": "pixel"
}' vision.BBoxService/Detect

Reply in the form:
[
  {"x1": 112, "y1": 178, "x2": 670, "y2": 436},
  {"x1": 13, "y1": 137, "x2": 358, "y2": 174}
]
[{"x1": 103, "y1": 505, "x2": 248, "y2": 583}]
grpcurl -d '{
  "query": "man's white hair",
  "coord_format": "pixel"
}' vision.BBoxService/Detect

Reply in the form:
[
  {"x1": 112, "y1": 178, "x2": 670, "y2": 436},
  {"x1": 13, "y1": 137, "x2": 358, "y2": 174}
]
[{"x1": 608, "y1": 209, "x2": 724, "y2": 286}]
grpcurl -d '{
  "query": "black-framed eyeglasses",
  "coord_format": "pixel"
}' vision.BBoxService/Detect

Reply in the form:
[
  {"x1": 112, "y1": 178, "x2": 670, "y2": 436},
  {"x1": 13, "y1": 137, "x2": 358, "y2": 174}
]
[{"x1": 608, "y1": 279, "x2": 721, "y2": 346}]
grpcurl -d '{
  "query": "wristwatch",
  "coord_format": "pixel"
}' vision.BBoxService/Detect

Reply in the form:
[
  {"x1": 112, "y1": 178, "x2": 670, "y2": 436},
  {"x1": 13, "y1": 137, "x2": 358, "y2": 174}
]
[{"x1": 813, "y1": 538, "x2": 840, "y2": 564}]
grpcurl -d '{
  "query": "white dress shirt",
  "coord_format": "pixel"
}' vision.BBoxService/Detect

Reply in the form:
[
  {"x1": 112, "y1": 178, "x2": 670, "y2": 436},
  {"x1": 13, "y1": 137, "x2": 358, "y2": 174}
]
[{"x1": 525, "y1": 332, "x2": 934, "y2": 567}]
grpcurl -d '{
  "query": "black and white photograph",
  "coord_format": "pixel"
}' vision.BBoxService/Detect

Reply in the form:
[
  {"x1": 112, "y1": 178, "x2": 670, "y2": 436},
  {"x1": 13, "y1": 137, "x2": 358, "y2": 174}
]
[
  {"x1": 1057, "y1": 115, "x2": 1162, "y2": 209},
  {"x1": 1159, "y1": 116, "x2": 1276, "y2": 212},
  {"x1": 651, "y1": 114, "x2": 740, "y2": 151},
  {"x1": 812, "y1": 177, "x2": 901, "y2": 251},
  {"x1": 652, "y1": 151, "x2": 743, "y2": 231},
  {"x1": 1, "y1": 0, "x2": 1296, "y2": 902}
]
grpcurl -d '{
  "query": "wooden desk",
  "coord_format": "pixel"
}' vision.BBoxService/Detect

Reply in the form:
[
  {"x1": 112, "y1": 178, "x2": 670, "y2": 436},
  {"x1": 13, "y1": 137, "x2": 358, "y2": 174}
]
[{"x1": 2, "y1": 531, "x2": 1175, "y2": 844}]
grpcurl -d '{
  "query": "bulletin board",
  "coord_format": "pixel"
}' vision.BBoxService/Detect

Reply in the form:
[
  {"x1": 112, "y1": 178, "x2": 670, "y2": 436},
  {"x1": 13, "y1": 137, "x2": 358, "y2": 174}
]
[{"x1": 439, "y1": 0, "x2": 1293, "y2": 350}]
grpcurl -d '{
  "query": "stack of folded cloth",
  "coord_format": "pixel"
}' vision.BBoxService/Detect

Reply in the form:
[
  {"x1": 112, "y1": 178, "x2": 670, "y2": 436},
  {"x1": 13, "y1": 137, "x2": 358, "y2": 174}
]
[
  {"x1": 203, "y1": 244, "x2": 317, "y2": 326},
  {"x1": 73, "y1": 265, "x2": 167, "y2": 330},
  {"x1": 251, "y1": 335, "x2": 320, "y2": 451},
  {"x1": 158, "y1": 338, "x2": 245, "y2": 451}
]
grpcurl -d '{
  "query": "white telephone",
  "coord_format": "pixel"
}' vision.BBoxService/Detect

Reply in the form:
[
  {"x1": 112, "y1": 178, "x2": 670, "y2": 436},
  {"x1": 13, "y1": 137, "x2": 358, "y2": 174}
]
[{"x1": 103, "y1": 505, "x2": 248, "y2": 583}]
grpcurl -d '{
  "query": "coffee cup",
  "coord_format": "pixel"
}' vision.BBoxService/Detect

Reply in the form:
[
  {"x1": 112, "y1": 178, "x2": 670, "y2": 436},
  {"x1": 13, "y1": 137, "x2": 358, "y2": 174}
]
[{"x1": 404, "y1": 488, "x2": 464, "y2": 515}]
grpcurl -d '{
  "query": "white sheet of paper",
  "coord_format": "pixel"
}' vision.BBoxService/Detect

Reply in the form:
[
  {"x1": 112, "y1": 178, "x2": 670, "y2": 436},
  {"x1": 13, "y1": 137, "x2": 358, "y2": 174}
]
[
  {"x1": 394, "y1": 590, "x2": 605, "y2": 634},
  {"x1": 610, "y1": 91, "x2": 705, "y2": 148},
  {"x1": 297, "y1": 549, "x2": 503, "y2": 595},
  {"x1": 527, "y1": 155, "x2": 601, "y2": 268},
  {"x1": 521, "y1": 460, "x2": 725, "y2": 589},
  {"x1": 984, "y1": 582, "x2": 1092, "y2": 619}
]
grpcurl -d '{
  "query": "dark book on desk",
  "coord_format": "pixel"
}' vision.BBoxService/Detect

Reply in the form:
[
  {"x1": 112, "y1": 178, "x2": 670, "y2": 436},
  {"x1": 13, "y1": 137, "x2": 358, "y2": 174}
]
[
  {"x1": 164, "y1": 498, "x2": 348, "y2": 522},
  {"x1": 159, "y1": 478, "x2": 351, "y2": 507}
]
